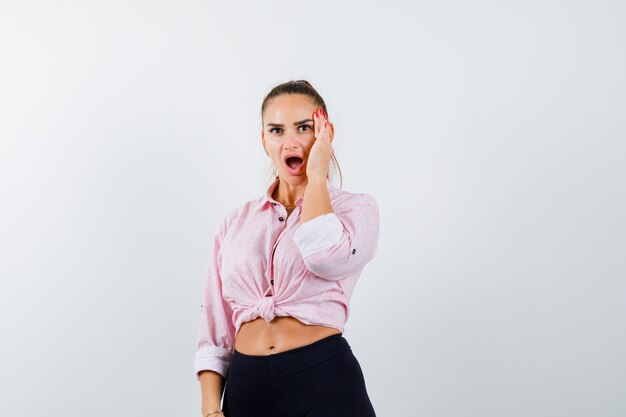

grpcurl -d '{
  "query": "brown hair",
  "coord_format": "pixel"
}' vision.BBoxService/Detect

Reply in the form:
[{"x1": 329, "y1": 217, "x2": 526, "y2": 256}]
[{"x1": 261, "y1": 79, "x2": 343, "y2": 189}]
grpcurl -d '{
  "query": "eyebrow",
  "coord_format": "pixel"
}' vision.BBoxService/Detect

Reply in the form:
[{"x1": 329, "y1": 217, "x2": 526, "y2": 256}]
[{"x1": 266, "y1": 119, "x2": 313, "y2": 128}]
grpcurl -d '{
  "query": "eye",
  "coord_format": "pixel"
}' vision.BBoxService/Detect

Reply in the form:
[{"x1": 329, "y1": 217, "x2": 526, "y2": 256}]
[
  {"x1": 269, "y1": 127, "x2": 282, "y2": 134},
  {"x1": 299, "y1": 125, "x2": 312, "y2": 132}
]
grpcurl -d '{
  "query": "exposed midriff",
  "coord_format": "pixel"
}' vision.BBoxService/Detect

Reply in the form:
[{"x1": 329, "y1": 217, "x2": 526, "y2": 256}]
[{"x1": 234, "y1": 316, "x2": 342, "y2": 355}]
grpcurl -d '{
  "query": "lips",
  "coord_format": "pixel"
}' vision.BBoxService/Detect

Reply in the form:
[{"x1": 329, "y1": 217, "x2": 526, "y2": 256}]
[
  {"x1": 283, "y1": 153, "x2": 304, "y2": 175},
  {"x1": 285, "y1": 156, "x2": 303, "y2": 168},
  {"x1": 283, "y1": 152, "x2": 303, "y2": 163}
]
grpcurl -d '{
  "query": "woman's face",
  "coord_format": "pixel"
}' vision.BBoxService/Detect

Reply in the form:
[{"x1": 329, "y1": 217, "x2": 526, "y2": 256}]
[{"x1": 261, "y1": 94, "x2": 331, "y2": 182}]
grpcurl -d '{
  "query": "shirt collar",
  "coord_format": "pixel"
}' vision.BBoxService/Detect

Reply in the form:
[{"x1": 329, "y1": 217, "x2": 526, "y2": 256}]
[{"x1": 256, "y1": 177, "x2": 336, "y2": 210}]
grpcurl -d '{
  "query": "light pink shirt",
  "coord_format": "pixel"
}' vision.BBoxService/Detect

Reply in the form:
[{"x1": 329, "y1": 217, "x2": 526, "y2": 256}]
[{"x1": 194, "y1": 178, "x2": 380, "y2": 379}]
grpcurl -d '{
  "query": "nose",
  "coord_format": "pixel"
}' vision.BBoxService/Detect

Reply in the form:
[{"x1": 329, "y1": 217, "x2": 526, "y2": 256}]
[{"x1": 282, "y1": 133, "x2": 299, "y2": 150}]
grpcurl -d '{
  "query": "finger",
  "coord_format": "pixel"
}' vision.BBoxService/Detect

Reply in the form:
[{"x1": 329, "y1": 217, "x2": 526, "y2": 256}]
[
  {"x1": 318, "y1": 123, "x2": 329, "y2": 141},
  {"x1": 313, "y1": 108, "x2": 322, "y2": 136},
  {"x1": 322, "y1": 113, "x2": 332, "y2": 140}
]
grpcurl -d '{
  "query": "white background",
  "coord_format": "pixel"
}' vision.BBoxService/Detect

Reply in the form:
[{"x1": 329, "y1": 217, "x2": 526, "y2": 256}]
[{"x1": 1, "y1": 1, "x2": 625, "y2": 416}]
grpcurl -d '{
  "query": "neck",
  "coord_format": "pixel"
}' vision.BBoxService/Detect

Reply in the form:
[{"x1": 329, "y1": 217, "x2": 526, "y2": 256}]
[{"x1": 273, "y1": 177, "x2": 311, "y2": 207}]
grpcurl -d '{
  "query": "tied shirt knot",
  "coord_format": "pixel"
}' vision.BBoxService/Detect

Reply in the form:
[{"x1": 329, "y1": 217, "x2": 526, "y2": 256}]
[{"x1": 255, "y1": 294, "x2": 276, "y2": 322}]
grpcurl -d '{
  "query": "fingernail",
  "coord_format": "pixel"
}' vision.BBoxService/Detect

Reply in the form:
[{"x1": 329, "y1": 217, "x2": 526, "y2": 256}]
[{"x1": 324, "y1": 121, "x2": 327, "y2": 127}]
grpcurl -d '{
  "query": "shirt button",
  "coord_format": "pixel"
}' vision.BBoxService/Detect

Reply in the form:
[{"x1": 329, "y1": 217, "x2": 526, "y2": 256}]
[
  {"x1": 352, "y1": 248, "x2": 357, "y2": 254},
  {"x1": 278, "y1": 216, "x2": 284, "y2": 221}
]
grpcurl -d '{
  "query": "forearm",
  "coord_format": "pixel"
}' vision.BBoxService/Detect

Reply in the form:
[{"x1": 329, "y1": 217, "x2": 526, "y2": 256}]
[
  {"x1": 300, "y1": 178, "x2": 333, "y2": 223},
  {"x1": 199, "y1": 370, "x2": 226, "y2": 415}
]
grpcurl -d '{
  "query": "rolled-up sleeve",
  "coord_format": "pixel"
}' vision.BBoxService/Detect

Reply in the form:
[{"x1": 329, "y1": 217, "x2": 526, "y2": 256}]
[
  {"x1": 194, "y1": 218, "x2": 236, "y2": 380},
  {"x1": 293, "y1": 193, "x2": 380, "y2": 281}
]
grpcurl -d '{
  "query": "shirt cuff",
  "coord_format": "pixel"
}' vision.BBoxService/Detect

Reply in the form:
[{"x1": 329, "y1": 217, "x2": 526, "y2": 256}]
[
  {"x1": 293, "y1": 213, "x2": 344, "y2": 258},
  {"x1": 194, "y1": 345, "x2": 233, "y2": 380}
]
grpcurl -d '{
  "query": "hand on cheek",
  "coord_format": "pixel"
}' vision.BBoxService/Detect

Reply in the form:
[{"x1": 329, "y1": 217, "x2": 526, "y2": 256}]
[{"x1": 306, "y1": 107, "x2": 333, "y2": 182}]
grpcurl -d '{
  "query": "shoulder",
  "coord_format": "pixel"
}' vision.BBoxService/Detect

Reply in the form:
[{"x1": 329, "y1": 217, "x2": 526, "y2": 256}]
[{"x1": 218, "y1": 195, "x2": 264, "y2": 232}]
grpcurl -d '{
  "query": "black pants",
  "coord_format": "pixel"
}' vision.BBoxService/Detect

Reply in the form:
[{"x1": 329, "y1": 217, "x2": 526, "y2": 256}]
[{"x1": 222, "y1": 333, "x2": 377, "y2": 417}]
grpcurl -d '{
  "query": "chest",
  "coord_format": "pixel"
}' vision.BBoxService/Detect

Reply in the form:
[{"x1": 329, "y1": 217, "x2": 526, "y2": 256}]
[{"x1": 219, "y1": 209, "x2": 307, "y2": 295}]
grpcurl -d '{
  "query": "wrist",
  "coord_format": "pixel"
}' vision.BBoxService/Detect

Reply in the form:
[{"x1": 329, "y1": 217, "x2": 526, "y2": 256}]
[
  {"x1": 306, "y1": 176, "x2": 327, "y2": 186},
  {"x1": 202, "y1": 409, "x2": 224, "y2": 417},
  {"x1": 202, "y1": 405, "x2": 223, "y2": 415}
]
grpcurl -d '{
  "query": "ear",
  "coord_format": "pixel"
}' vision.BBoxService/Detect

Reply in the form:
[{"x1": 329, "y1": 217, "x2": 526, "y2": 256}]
[{"x1": 261, "y1": 129, "x2": 268, "y2": 155}]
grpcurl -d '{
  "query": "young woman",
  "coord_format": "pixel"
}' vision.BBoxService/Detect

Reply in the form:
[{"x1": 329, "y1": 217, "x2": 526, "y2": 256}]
[{"x1": 195, "y1": 80, "x2": 380, "y2": 417}]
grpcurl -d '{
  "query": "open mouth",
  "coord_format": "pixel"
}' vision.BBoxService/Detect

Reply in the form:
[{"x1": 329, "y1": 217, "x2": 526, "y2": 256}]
[
  {"x1": 285, "y1": 156, "x2": 304, "y2": 169},
  {"x1": 284, "y1": 156, "x2": 304, "y2": 174}
]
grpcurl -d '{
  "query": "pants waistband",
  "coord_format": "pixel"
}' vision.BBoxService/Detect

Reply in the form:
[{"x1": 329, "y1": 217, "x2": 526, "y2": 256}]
[{"x1": 229, "y1": 333, "x2": 351, "y2": 378}]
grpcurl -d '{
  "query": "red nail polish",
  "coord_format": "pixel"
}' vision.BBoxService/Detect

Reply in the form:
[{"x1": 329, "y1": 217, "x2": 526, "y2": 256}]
[{"x1": 324, "y1": 121, "x2": 327, "y2": 127}]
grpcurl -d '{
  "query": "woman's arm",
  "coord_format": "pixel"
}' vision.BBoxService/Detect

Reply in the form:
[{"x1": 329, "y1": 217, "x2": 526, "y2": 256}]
[
  {"x1": 300, "y1": 178, "x2": 333, "y2": 223},
  {"x1": 195, "y1": 216, "x2": 235, "y2": 414},
  {"x1": 199, "y1": 370, "x2": 226, "y2": 416},
  {"x1": 294, "y1": 193, "x2": 380, "y2": 281},
  {"x1": 300, "y1": 107, "x2": 334, "y2": 223}
]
